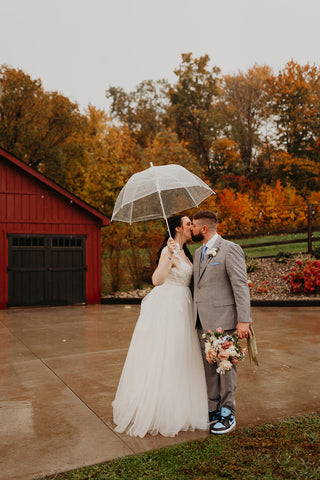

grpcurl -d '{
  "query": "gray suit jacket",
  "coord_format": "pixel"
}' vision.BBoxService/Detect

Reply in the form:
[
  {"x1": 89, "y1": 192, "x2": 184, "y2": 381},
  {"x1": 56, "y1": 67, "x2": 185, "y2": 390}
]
[{"x1": 193, "y1": 235, "x2": 252, "y2": 331}]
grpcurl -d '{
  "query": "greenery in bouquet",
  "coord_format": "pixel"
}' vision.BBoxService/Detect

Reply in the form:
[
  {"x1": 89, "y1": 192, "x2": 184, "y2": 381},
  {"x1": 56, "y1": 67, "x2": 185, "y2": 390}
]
[{"x1": 202, "y1": 327, "x2": 246, "y2": 374}]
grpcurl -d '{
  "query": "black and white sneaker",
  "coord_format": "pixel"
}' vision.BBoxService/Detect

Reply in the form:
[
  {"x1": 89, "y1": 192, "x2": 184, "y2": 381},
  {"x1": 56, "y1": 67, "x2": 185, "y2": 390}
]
[
  {"x1": 208, "y1": 409, "x2": 220, "y2": 426},
  {"x1": 210, "y1": 407, "x2": 236, "y2": 434}
]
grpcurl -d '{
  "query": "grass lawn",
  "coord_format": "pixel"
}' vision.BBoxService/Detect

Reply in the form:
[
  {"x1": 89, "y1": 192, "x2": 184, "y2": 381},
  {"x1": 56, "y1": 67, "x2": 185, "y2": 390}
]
[
  {"x1": 40, "y1": 413, "x2": 319, "y2": 480},
  {"x1": 189, "y1": 232, "x2": 320, "y2": 258},
  {"x1": 234, "y1": 231, "x2": 314, "y2": 245},
  {"x1": 233, "y1": 231, "x2": 320, "y2": 258},
  {"x1": 239, "y1": 240, "x2": 320, "y2": 258}
]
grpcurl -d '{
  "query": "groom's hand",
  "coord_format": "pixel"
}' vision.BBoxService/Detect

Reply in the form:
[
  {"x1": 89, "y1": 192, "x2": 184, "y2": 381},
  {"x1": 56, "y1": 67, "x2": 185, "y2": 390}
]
[{"x1": 236, "y1": 322, "x2": 251, "y2": 339}]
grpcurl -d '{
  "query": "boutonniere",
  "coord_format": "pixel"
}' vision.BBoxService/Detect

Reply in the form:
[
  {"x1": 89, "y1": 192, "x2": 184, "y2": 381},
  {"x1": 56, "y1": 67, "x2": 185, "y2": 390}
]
[{"x1": 207, "y1": 247, "x2": 219, "y2": 258}]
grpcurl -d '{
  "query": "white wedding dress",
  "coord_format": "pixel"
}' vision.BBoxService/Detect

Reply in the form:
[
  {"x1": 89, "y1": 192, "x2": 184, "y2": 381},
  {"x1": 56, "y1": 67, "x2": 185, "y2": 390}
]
[{"x1": 112, "y1": 253, "x2": 208, "y2": 437}]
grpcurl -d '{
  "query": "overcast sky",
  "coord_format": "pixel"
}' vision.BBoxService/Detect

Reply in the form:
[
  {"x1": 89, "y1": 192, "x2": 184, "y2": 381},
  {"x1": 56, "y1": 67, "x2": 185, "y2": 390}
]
[{"x1": 1, "y1": 0, "x2": 320, "y2": 112}]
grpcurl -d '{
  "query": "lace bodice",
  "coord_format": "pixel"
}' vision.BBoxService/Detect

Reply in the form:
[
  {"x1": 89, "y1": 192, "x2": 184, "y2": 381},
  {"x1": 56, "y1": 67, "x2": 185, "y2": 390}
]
[{"x1": 164, "y1": 256, "x2": 193, "y2": 287}]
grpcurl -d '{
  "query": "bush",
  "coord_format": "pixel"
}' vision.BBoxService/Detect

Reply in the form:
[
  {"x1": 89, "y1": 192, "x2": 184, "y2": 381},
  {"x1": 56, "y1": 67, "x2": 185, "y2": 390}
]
[
  {"x1": 313, "y1": 246, "x2": 320, "y2": 260},
  {"x1": 246, "y1": 256, "x2": 259, "y2": 273},
  {"x1": 275, "y1": 251, "x2": 293, "y2": 263},
  {"x1": 283, "y1": 259, "x2": 320, "y2": 293}
]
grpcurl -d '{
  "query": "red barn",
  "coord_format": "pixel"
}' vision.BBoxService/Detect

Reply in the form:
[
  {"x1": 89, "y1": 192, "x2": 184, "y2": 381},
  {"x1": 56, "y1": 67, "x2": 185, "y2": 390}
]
[{"x1": 0, "y1": 147, "x2": 110, "y2": 309}]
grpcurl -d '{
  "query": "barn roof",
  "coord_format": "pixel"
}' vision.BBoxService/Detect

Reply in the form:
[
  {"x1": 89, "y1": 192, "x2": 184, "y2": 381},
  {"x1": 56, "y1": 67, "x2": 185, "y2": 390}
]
[{"x1": 0, "y1": 147, "x2": 110, "y2": 227}]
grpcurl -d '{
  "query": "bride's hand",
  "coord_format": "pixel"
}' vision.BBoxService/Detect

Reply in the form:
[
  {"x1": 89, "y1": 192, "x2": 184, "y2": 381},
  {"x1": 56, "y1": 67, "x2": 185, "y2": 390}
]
[{"x1": 167, "y1": 238, "x2": 176, "y2": 256}]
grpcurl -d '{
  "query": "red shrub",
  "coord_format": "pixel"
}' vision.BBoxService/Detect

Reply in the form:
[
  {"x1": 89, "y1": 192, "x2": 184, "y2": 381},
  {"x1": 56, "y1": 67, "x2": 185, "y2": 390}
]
[{"x1": 283, "y1": 259, "x2": 320, "y2": 294}]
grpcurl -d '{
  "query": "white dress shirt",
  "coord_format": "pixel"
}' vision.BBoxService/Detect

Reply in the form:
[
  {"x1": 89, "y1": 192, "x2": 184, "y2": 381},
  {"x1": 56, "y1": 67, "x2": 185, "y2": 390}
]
[{"x1": 203, "y1": 233, "x2": 220, "y2": 250}]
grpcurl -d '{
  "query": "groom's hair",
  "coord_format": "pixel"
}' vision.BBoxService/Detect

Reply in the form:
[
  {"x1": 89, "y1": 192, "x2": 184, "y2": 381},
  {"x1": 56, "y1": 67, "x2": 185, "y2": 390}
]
[{"x1": 193, "y1": 210, "x2": 218, "y2": 230}]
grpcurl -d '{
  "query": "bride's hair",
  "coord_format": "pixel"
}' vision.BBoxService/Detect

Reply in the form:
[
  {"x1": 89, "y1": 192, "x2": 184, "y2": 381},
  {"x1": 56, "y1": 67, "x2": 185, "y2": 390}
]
[{"x1": 156, "y1": 214, "x2": 193, "y2": 265}]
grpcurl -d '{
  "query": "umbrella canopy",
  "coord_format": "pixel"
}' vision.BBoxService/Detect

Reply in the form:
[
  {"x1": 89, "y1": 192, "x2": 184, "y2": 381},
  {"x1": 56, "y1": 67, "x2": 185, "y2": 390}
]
[{"x1": 111, "y1": 163, "x2": 215, "y2": 233}]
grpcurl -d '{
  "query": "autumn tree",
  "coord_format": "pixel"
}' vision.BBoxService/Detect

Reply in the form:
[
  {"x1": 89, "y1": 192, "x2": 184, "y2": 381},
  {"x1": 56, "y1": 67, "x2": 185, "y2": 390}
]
[
  {"x1": 140, "y1": 128, "x2": 201, "y2": 175},
  {"x1": 268, "y1": 150, "x2": 320, "y2": 193},
  {"x1": 214, "y1": 188, "x2": 257, "y2": 236},
  {"x1": 106, "y1": 79, "x2": 169, "y2": 147},
  {"x1": 0, "y1": 65, "x2": 87, "y2": 190},
  {"x1": 256, "y1": 180, "x2": 306, "y2": 233},
  {"x1": 167, "y1": 53, "x2": 221, "y2": 174},
  {"x1": 269, "y1": 60, "x2": 320, "y2": 159},
  {"x1": 82, "y1": 118, "x2": 140, "y2": 218},
  {"x1": 0, "y1": 65, "x2": 42, "y2": 158},
  {"x1": 209, "y1": 137, "x2": 249, "y2": 189}
]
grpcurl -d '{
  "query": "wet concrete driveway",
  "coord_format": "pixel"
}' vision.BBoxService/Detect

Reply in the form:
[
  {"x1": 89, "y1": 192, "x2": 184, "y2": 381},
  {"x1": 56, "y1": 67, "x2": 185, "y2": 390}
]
[{"x1": 0, "y1": 304, "x2": 319, "y2": 480}]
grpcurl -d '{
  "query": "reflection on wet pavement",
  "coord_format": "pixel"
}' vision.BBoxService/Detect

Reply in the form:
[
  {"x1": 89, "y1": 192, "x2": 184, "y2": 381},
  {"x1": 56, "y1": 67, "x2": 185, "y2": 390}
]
[{"x1": 0, "y1": 304, "x2": 319, "y2": 480}]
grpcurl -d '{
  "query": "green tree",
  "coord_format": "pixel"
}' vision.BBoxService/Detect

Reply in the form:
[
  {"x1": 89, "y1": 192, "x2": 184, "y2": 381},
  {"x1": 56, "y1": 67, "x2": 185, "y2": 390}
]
[
  {"x1": 106, "y1": 79, "x2": 169, "y2": 147},
  {"x1": 218, "y1": 64, "x2": 273, "y2": 175},
  {"x1": 167, "y1": 53, "x2": 221, "y2": 174}
]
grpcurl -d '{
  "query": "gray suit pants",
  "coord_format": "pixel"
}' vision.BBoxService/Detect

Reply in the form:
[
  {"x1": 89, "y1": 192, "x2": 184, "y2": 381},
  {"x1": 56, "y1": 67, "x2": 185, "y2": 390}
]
[{"x1": 197, "y1": 323, "x2": 237, "y2": 414}]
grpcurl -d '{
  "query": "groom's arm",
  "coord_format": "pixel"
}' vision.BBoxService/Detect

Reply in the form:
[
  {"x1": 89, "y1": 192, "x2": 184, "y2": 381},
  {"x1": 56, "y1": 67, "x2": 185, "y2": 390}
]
[{"x1": 225, "y1": 243, "x2": 252, "y2": 338}]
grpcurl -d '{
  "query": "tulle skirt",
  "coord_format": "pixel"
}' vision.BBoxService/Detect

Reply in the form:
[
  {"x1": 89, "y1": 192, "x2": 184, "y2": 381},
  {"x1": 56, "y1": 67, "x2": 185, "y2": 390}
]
[{"x1": 112, "y1": 284, "x2": 208, "y2": 437}]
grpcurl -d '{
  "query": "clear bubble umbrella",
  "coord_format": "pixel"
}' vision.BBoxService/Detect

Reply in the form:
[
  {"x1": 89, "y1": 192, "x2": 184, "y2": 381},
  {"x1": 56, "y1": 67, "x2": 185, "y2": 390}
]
[{"x1": 111, "y1": 163, "x2": 215, "y2": 235}]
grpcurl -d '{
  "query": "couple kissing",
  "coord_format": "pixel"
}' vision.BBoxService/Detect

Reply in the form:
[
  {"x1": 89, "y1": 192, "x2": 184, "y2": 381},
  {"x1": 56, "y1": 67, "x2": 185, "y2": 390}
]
[{"x1": 113, "y1": 210, "x2": 252, "y2": 438}]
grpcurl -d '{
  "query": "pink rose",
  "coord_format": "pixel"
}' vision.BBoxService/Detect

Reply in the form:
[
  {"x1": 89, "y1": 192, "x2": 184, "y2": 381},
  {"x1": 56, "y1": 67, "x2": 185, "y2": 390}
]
[
  {"x1": 205, "y1": 343, "x2": 217, "y2": 364},
  {"x1": 206, "y1": 348, "x2": 217, "y2": 364},
  {"x1": 218, "y1": 351, "x2": 229, "y2": 360}
]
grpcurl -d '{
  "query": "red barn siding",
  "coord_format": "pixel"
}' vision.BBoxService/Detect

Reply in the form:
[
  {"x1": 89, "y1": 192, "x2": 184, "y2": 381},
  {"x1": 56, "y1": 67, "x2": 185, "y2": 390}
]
[{"x1": 0, "y1": 148, "x2": 109, "y2": 309}]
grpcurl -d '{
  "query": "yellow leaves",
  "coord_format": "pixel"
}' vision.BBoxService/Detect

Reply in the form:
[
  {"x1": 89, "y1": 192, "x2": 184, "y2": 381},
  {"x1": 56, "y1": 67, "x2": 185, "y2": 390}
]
[
  {"x1": 268, "y1": 150, "x2": 320, "y2": 193},
  {"x1": 141, "y1": 129, "x2": 201, "y2": 176},
  {"x1": 81, "y1": 121, "x2": 140, "y2": 217},
  {"x1": 257, "y1": 181, "x2": 306, "y2": 231},
  {"x1": 212, "y1": 138, "x2": 240, "y2": 167}
]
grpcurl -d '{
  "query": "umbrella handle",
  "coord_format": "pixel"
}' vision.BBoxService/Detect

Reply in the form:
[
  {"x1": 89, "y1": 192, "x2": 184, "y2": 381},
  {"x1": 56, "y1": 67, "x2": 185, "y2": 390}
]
[{"x1": 164, "y1": 216, "x2": 171, "y2": 238}]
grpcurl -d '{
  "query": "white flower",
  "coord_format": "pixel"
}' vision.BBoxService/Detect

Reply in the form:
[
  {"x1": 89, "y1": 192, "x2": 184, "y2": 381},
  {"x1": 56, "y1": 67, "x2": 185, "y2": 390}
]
[
  {"x1": 217, "y1": 360, "x2": 232, "y2": 374},
  {"x1": 207, "y1": 247, "x2": 218, "y2": 258}
]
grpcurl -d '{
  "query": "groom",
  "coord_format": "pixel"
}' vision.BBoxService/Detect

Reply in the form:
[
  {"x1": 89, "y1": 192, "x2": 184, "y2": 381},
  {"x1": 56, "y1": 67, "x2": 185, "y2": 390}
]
[{"x1": 191, "y1": 210, "x2": 252, "y2": 435}]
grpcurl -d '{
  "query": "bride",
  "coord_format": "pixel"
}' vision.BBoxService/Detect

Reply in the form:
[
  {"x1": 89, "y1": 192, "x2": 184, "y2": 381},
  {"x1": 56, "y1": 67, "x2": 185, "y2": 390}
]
[{"x1": 112, "y1": 214, "x2": 208, "y2": 437}]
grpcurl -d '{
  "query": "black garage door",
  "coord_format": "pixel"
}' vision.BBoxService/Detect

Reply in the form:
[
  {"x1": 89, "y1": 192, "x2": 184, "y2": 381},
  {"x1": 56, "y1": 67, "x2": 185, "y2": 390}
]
[{"x1": 7, "y1": 234, "x2": 86, "y2": 307}]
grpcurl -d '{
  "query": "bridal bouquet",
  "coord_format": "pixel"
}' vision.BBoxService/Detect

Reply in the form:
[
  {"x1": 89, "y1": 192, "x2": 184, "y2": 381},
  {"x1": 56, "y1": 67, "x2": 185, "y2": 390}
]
[{"x1": 202, "y1": 328, "x2": 246, "y2": 374}]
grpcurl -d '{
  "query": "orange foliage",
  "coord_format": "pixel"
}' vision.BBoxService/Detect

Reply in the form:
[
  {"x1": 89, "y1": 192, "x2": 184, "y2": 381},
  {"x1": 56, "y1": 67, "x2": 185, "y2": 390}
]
[
  {"x1": 189, "y1": 181, "x2": 307, "y2": 237},
  {"x1": 212, "y1": 137, "x2": 240, "y2": 167},
  {"x1": 308, "y1": 191, "x2": 320, "y2": 204},
  {"x1": 269, "y1": 60, "x2": 320, "y2": 157},
  {"x1": 214, "y1": 189, "x2": 256, "y2": 236},
  {"x1": 256, "y1": 181, "x2": 306, "y2": 232}
]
